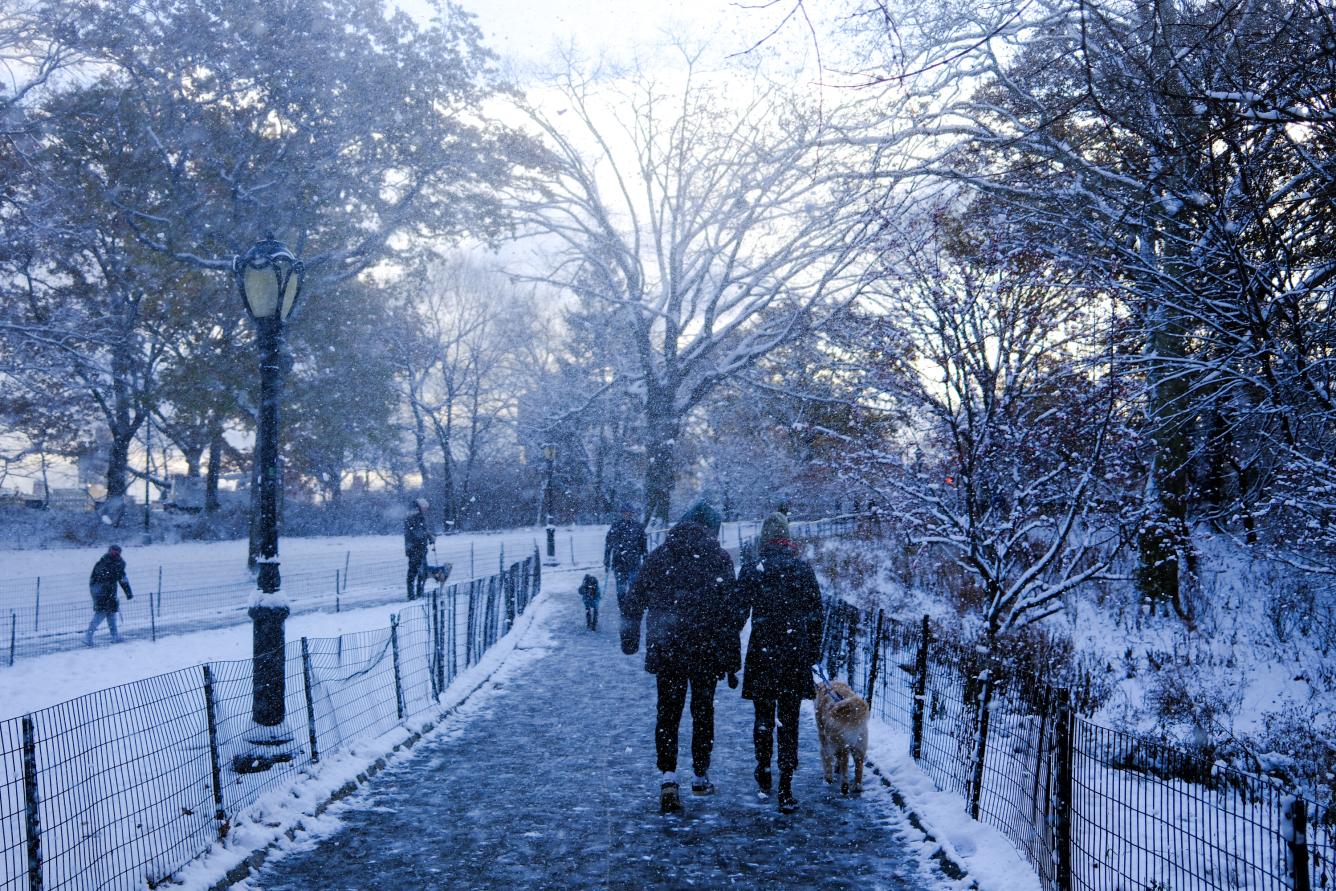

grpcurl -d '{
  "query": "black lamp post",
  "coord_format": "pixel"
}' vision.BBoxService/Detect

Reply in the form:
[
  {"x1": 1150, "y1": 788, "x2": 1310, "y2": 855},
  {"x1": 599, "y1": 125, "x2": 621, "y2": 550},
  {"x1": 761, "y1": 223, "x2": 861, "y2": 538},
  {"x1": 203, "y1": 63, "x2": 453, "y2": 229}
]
[
  {"x1": 232, "y1": 235, "x2": 304, "y2": 773},
  {"x1": 542, "y1": 442, "x2": 558, "y2": 566}
]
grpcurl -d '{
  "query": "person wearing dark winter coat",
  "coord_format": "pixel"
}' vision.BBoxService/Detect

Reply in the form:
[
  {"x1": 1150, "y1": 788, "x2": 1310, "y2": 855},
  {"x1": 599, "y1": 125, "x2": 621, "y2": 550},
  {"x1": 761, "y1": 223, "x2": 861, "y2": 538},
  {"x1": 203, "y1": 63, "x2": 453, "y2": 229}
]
[
  {"x1": 621, "y1": 499, "x2": 738, "y2": 813},
  {"x1": 604, "y1": 503, "x2": 647, "y2": 607},
  {"x1": 579, "y1": 574, "x2": 602, "y2": 631},
  {"x1": 85, "y1": 544, "x2": 133, "y2": 646},
  {"x1": 404, "y1": 498, "x2": 434, "y2": 601},
  {"x1": 735, "y1": 512, "x2": 823, "y2": 813}
]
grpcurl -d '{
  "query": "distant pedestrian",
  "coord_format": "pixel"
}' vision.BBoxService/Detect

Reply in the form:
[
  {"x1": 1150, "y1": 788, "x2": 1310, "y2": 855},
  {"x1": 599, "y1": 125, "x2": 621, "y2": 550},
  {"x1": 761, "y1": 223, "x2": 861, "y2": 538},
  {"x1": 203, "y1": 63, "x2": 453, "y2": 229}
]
[
  {"x1": 604, "y1": 503, "x2": 648, "y2": 652},
  {"x1": 85, "y1": 544, "x2": 133, "y2": 646},
  {"x1": 735, "y1": 512, "x2": 823, "y2": 814},
  {"x1": 579, "y1": 574, "x2": 602, "y2": 631},
  {"x1": 622, "y1": 499, "x2": 738, "y2": 814},
  {"x1": 404, "y1": 498, "x2": 434, "y2": 601}
]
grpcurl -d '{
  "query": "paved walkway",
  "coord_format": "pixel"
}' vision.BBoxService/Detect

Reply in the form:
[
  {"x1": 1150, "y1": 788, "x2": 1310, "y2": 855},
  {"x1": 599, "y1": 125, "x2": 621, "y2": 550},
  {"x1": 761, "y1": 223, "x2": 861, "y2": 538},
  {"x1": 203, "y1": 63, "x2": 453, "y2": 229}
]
[{"x1": 251, "y1": 587, "x2": 935, "y2": 890}]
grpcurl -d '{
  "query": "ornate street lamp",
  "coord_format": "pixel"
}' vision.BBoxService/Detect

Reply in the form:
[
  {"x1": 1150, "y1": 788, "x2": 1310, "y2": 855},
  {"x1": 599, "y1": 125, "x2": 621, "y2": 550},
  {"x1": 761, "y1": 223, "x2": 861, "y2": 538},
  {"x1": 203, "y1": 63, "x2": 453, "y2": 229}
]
[
  {"x1": 542, "y1": 442, "x2": 558, "y2": 566},
  {"x1": 232, "y1": 235, "x2": 304, "y2": 773}
]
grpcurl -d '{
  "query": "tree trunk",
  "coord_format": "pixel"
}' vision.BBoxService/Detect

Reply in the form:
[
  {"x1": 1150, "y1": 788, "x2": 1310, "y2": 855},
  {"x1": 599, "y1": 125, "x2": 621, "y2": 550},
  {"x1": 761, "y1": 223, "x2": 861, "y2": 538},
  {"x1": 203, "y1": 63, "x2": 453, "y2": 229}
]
[
  {"x1": 205, "y1": 430, "x2": 223, "y2": 512},
  {"x1": 643, "y1": 401, "x2": 679, "y2": 526}
]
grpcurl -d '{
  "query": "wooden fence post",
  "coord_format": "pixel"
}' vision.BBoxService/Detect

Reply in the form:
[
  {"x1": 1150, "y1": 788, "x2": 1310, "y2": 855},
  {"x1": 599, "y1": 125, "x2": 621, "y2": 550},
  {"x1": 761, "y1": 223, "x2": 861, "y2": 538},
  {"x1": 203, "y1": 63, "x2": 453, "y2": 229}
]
[
  {"x1": 1285, "y1": 794, "x2": 1312, "y2": 891},
  {"x1": 1054, "y1": 691, "x2": 1075, "y2": 891},
  {"x1": 844, "y1": 606, "x2": 858, "y2": 686},
  {"x1": 969, "y1": 665, "x2": 995, "y2": 820},
  {"x1": 21, "y1": 714, "x2": 41, "y2": 891},
  {"x1": 390, "y1": 615, "x2": 404, "y2": 721},
  {"x1": 300, "y1": 638, "x2": 320, "y2": 764},
  {"x1": 200, "y1": 666, "x2": 228, "y2": 840},
  {"x1": 911, "y1": 615, "x2": 930, "y2": 760},
  {"x1": 865, "y1": 609, "x2": 885, "y2": 701}
]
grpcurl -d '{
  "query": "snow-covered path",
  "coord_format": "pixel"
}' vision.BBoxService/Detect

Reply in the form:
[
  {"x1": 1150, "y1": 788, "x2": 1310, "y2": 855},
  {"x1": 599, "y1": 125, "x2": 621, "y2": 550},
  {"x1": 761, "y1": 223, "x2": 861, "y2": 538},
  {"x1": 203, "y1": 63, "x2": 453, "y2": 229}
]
[{"x1": 246, "y1": 585, "x2": 934, "y2": 890}]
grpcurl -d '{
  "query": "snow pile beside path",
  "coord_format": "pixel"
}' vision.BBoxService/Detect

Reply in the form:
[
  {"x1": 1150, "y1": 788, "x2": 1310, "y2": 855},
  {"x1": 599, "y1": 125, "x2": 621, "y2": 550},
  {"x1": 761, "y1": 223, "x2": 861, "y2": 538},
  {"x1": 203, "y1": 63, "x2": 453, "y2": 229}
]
[
  {"x1": 169, "y1": 584, "x2": 564, "y2": 891},
  {"x1": 866, "y1": 719, "x2": 1043, "y2": 891}
]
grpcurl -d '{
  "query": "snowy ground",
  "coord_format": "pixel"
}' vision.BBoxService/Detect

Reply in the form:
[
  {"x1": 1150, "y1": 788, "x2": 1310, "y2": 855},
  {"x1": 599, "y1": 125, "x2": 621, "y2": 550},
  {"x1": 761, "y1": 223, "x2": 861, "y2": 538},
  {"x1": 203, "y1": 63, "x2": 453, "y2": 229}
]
[
  {"x1": 0, "y1": 524, "x2": 607, "y2": 663},
  {"x1": 229, "y1": 584, "x2": 980, "y2": 891}
]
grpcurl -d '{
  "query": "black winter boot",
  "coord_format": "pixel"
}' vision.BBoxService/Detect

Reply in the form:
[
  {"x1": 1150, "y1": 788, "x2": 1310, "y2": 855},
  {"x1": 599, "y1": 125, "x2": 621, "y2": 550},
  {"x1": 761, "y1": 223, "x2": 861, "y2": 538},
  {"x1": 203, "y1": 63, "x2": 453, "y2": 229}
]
[
  {"x1": 754, "y1": 765, "x2": 773, "y2": 796},
  {"x1": 777, "y1": 772, "x2": 798, "y2": 814},
  {"x1": 660, "y1": 781, "x2": 683, "y2": 814}
]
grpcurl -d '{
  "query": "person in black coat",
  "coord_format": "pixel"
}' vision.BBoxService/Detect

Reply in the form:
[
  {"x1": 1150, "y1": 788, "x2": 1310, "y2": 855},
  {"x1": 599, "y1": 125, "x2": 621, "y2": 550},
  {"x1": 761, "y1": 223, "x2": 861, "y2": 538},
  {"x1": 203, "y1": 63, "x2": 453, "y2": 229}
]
[
  {"x1": 735, "y1": 512, "x2": 823, "y2": 812},
  {"x1": 621, "y1": 499, "x2": 737, "y2": 812},
  {"x1": 84, "y1": 544, "x2": 133, "y2": 646},
  {"x1": 404, "y1": 498, "x2": 434, "y2": 601},
  {"x1": 604, "y1": 503, "x2": 647, "y2": 607}
]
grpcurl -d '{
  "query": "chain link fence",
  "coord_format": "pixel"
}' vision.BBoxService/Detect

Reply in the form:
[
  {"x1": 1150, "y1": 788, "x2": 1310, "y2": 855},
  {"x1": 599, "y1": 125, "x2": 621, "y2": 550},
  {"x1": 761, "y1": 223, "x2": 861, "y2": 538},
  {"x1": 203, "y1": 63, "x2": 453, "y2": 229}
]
[
  {"x1": 820, "y1": 588, "x2": 1333, "y2": 891},
  {"x1": 1, "y1": 550, "x2": 540, "y2": 891}
]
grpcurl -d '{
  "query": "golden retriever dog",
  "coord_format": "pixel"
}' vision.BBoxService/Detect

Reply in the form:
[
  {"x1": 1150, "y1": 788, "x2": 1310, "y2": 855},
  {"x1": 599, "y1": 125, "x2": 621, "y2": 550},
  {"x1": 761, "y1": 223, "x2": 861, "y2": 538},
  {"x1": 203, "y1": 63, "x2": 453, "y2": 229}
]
[{"x1": 815, "y1": 680, "x2": 871, "y2": 795}]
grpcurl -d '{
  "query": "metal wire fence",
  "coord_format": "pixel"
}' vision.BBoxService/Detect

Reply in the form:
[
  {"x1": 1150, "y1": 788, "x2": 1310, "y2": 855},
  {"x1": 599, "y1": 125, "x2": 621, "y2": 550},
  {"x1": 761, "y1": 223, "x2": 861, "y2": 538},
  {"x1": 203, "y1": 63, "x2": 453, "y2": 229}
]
[
  {"x1": 820, "y1": 592, "x2": 1333, "y2": 891},
  {"x1": 1, "y1": 550, "x2": 540, "y2": 891}
]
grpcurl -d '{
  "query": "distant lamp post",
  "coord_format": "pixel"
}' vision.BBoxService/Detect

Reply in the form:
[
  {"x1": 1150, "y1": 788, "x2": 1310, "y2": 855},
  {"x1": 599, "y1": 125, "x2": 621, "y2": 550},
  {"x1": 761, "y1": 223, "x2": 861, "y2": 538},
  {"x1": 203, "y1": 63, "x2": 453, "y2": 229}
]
[
  {"x1": 542, "y1": 441, "x2": 558, "y2": 566},
  {"x1": 232, "y1": 235, "x2": 304, "y2": 773}
]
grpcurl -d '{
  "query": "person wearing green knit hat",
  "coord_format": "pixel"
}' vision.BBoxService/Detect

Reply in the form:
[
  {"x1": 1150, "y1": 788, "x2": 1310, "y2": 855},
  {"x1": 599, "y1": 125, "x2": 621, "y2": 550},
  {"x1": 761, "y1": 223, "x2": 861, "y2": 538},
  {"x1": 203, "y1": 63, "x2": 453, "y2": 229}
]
[{"x1": 735, "y1": 511, "x2": 824, "y2": 814}]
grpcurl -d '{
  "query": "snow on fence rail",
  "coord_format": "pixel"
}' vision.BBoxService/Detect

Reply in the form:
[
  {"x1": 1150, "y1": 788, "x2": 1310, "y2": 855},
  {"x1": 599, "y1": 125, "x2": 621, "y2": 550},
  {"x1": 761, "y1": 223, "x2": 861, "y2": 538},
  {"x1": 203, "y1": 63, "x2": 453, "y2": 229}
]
[
  {"x1": 819, "y1": 591, "x2": 1333, "y2": 891},
  {"x1": 0, "y1": 550, "x2": 540, "y2": 891},
  {"x1": 1, "y1": 534, "x2": 545, "y2": 665}
]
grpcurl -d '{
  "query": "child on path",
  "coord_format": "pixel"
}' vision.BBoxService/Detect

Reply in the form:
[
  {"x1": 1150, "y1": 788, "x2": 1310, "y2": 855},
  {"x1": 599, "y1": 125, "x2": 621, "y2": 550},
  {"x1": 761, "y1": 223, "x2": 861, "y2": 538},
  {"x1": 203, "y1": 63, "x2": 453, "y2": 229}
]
[{"x1": 579, "y1": 574, "x2": 601, "y2": 630}]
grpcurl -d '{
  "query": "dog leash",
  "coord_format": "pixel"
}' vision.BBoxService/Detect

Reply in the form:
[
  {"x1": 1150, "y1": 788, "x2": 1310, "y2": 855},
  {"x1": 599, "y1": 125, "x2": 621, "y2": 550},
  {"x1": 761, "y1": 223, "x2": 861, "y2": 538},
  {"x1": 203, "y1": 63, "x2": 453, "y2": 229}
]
[{"x1": 814, "y1": 664, "x2": 845, "y2": 702}]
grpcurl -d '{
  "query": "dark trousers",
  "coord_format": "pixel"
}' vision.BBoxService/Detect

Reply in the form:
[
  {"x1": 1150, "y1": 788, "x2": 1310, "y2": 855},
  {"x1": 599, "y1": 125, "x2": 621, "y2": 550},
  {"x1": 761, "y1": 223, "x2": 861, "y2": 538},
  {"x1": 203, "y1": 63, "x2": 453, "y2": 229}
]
[
  {"x1": 753, "y1": 692, "x2": 802, "y2": 775},
  {"x1": 655, "y1": 669, "x2": 718, "y2": 775},
  {"x1": 406, "y1": 551, "x2": 427, "y2": 600}
]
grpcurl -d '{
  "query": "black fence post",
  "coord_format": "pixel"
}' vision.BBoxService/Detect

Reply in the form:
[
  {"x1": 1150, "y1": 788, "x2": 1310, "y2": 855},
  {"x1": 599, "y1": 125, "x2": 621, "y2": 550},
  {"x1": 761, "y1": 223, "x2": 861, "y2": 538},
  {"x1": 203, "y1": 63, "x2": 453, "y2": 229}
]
[
  {"x1": 466, "y1": 581, "x2": 477, "y2": 667},
  {"x1": 969, "y1": 664, "x2": 995, "y2": 820},
  {"x1": 300, "y1": 638, "x2": 319, "y2": 764},
  {"x1": 911, "y1": 615, "x2": 930, "y2": 760},
  {"x1": 844, "y1": 606, "x2": 858, "y2": 686},
  {"x1": 21, "y1": 714, "x2": 41, "y2": 891},
  {"x1": 866, "y1": 608, "x2": 885, "y2": 701},
  {"x1": 1054, "y1": 691, "x2": 1075, "y2": 891},
  {"x1": 390, "y1": 614, "x2": 404, "y2": 721},
  {"x1": 430, "y1": 589, "x2": 442, "y2": 701},
  {"x1": 533, "y1": 546, "x2": 542, "y2": 592},
  {"x1": 201, "y1": 666, "x2": 227, "y2": 839},
  {"x1": 1286, "y1": 795, "x2": 1312, "y2": 891},
  {"x1": 504, "y1": 566, "x2": 516, "y2": 633},
  {"x1": 9, "y1": 610, "x2": 15, "y2": 667}
]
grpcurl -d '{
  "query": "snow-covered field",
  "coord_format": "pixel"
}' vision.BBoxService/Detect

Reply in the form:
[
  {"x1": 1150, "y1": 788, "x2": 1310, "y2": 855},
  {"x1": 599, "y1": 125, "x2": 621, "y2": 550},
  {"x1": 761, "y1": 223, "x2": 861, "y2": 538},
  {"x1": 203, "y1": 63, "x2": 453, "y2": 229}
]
[{"x1": 0, "y1": 524, "x2": 608, "y2": 664}]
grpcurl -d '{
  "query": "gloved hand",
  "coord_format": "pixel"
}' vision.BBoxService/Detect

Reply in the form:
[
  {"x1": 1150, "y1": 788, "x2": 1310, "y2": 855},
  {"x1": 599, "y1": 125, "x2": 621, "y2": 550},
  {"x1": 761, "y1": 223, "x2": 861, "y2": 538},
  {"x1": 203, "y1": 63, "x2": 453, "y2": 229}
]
[
  {"x1": 125, "y1": 592, "x2": 134, "y2": 600},
  {"x1": 727, "y1": 672, "x2": 739, "y2": 689}
]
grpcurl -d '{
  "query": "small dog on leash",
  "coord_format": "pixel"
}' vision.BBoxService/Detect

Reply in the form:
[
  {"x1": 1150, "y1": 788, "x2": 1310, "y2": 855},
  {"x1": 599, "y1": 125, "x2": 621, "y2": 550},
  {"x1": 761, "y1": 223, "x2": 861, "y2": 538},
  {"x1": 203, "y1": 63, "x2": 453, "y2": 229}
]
[
  {"x1": 815, "y1": 679, "x2": 871, "y2": 795},
  {"x1": 426, "y1": 563, "x2": 452, "y2": 585}
]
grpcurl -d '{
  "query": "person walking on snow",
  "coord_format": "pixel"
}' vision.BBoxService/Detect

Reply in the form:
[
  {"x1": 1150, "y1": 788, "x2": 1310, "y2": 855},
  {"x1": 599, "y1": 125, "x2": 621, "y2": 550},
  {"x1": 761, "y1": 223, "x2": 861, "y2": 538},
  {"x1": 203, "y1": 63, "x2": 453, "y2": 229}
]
[
  {"x1": 735, "y1": 512, "x2": 824, "y2": 814},
  {"x1": 85, "y1": 544, "x2": 133, "y2": 645},
  {"x1": 604, "y1": 503, "x2": 647, "y2": 650},
  {"x1": 622, "y1": 499, "x2": 738, "y2": 814},
  {"x1": 579, "y1": 574, "x2": 602, "y2": 631},
  {"x1": 404, "y1": 498, "x2": 434, "y2": 601}
]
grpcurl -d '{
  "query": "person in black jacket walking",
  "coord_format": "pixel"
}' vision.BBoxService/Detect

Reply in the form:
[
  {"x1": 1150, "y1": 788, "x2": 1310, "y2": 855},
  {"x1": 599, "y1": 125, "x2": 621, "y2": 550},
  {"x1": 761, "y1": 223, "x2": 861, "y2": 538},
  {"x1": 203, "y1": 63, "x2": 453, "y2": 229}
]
[
  {"x1": 735, "y1": 512, "x2": 823, "y2": 813},
  {"x1": 404, "y1": 498, "x2": 434, "y2": 601},
  {"x1": 84, "y1": 544, "x2": 133, "y2": 646},
  {"x1": 604, "y1": 503, "x2": 647, "y2": 648},
  {"x1": 622, "y1": 499, "x2": 738, "y2": 814}
]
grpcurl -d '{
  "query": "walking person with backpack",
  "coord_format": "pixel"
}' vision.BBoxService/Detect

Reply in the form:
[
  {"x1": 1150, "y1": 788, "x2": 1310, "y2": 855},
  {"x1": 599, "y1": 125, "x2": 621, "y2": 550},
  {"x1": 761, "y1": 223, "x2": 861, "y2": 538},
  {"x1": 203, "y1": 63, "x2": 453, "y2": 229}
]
[
  {"x1": 85, "y1": 544, "x2": 133, "y2": 646},
  {"x1": 621, "y1": 499, "x2": 739, "y2": 814},
  {"x1": 735, "y1": 512, "x2": 824, "y2": 813},
  {"x1": 404, "y1": 498, "x2": 434, "y2": 601}
]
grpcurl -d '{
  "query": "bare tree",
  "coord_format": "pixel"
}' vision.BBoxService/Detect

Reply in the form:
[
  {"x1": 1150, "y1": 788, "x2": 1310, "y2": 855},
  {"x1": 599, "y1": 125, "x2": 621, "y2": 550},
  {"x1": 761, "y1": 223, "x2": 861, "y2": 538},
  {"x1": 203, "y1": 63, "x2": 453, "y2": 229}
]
[
  {"x1": 514, "y1": 47, "x2": 884, "y2": 522},
  {"x1": 843, "y1": 210, "x2": 1138, "y2": 638}
]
